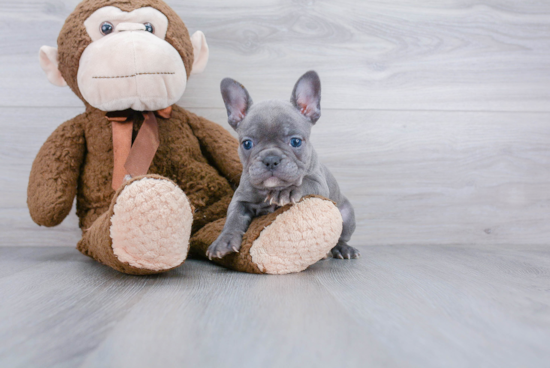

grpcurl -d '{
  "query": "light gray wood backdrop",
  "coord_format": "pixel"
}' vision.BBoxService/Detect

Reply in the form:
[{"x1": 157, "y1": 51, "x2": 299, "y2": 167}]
[{"x1": 1, "y1": 0, "x2": 550, "y2": 248}]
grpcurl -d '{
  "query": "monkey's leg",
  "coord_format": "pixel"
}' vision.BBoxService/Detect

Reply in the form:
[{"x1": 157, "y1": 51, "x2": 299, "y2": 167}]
[
  {"x1": 190, "y1": 195, "x2": 342, "y2": 274},
  {"x1": 77, "y1": 175, "x2": 193, "y2": 275}
]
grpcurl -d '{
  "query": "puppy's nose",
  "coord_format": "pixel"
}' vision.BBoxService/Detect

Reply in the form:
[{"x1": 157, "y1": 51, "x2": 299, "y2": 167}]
[{"x1": 263, "y1": 155, "x2": 281, "y2": 170}]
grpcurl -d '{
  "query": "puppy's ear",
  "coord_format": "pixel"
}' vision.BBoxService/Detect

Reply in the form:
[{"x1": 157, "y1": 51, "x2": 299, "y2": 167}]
[
  {"x1": 291, "y1": 70, "x2": 321, "y2": 124},
  {"x1": 221, "y1": 78, "x2": 253, "y2": 130}
]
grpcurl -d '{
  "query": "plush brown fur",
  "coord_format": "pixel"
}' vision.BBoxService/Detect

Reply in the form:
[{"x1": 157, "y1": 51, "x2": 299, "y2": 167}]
[
  {"x1": 28, "y1": 103, "x2": 244, "y2": 272},
  {"x1": 28, "y1": 0, "x2": 249, "y2": 274},
  {"x1": 28, "y1": 105, "x2": 241, "y2": 227}
]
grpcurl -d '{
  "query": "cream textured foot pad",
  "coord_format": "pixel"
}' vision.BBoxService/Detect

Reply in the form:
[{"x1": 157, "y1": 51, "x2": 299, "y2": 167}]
[
  {"x1": 250, "y1": 197, "x2": 343, "y2": 274},
  {"x1": 110, "y1": 178, "x2": 193, "y2": 271}
]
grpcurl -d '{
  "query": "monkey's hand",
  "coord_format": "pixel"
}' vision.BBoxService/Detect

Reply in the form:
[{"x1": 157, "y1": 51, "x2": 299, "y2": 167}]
[{"x1": 28, "y1": 117, "x2": 85, "y2": 227}]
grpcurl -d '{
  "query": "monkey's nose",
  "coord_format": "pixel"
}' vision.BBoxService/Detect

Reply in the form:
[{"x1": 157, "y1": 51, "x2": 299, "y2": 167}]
[
  {"x1": 115, "y1": 22, "x2": 147, "y2": 32},
  {"x1": 263, "y1": 155, "x2": 281, "y2": 170}
]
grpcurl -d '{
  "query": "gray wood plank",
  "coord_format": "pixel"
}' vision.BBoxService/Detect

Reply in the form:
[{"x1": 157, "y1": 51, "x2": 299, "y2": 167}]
[
  {"x1": 0, "y1": 246, "x2": 548, "y2": 368},
  {"x1": 0, "y1": 249, "x2": 153, "y2": 368},
  {"x1": 313, "y1": 244, "x2": 550, "y2": 368},
  {"x1": 78, "y1": 261, "x2": 388, "y2": 368},
  {"x1": 4, "y1": 106, "x2": 549, "y2": 247},
  {"x1": 1, "y1": 0, "x2": 550, "y2": 111}
]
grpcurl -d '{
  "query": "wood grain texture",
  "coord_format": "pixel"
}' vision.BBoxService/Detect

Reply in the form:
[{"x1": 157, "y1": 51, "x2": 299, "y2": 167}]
[
  {"x1": 0, "y1": 0, "x2": 549, "y2": 110},
  {"x1": 5, "y1": 106, "x2": 550, "y2": 247},
  {"x1": 3, "y1": 0, "x2": 549, "y2": 245},
  {"x1": 0, "y1": 246, "x2": 548, "y2": 367}
]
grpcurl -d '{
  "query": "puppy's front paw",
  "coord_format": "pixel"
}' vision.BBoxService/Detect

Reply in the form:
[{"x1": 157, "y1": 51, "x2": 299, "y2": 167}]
[
  {"x1": 331, "y1": 243, "x2": 361, "y2": 260},
  {"x1": 279, "y1": 186, "x2": 302, "y2": 206},
  {"x1": 206, "y1": 232, "x2": 243, "y2": 259},
  {"x1": 266, "y1": 187, "x2": 302, "y2": 207}
]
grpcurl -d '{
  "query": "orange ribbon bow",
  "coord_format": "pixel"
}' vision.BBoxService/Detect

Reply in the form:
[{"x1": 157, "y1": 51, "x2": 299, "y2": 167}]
[{"x1": 106, "y1": 106, "x2": 172, "y2": 190}]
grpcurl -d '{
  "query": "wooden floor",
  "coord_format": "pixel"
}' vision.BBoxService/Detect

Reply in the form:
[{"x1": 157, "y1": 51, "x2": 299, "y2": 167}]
[
  {"x1": 0, "y1": 246, "x2": 548, "y2": 367},
  {"x1": 1, "y1": 0, "x2": 550, "y2": 366}
]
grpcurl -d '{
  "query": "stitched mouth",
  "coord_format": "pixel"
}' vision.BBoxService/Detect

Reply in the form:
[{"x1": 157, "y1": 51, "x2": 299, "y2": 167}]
[{"x1": 92, "y1": 72, "x2": 175, "y2": 79}]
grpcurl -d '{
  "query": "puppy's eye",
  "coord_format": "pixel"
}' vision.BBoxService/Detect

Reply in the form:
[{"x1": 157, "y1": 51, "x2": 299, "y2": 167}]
[
  {"x1": 144, "y1": 23, "x2": 154, "y2": 33},
  {"x1": 290, "y1": 138, "x2": 302, "y2": 148},
  {"x1": 242, "y1": 139, "x2": 253, "y2": 150},
  {"x1": 100, "y1": 22, "x2": 114, "y2": 35}
]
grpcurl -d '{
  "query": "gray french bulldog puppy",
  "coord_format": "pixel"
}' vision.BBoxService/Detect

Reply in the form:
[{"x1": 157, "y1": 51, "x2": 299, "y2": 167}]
[{"x1": 206, "y1": 70, "x2": 360, "y2": 260}]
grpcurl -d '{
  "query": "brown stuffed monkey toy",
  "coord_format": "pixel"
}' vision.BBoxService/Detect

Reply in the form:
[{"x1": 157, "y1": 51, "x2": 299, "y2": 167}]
[{"x1": 28, "y1": 0, "x2": 343, "y2": 275}]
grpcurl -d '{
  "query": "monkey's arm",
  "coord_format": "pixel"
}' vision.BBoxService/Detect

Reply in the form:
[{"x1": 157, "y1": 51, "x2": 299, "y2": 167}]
[
  {"x1": 186, "y1": 113, "x2": 242, "y2": 188},
  {"x1": 27, "y1": 116, "x2": 86, "y2": 227}
]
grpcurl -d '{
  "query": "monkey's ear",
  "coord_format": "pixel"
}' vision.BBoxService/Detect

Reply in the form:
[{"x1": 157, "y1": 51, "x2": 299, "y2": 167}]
[
  {"x1": 291, "y1": 70, "x2": 321, "y2": 124},
  {"x1": 190, "y1": 31, "x2": 209, "y2": 75},
  {"x1": 220, "y1": 78, "x2": 253, "y2": 130},
  {"x1": 38, "y1": 46, "x2": 67, "y2": 87}
]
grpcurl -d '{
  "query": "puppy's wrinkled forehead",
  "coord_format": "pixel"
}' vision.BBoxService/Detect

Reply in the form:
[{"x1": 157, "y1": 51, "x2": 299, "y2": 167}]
[{"x1": 239, "y1": 101, "x2": 311, "y2": 139}]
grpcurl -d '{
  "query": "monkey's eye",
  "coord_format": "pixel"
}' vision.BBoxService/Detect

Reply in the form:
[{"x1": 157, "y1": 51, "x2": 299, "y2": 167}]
[
  {"x1": 242, "y1": 139, "x2": 253, "y2": 150},
  {"x1": 144, "y1": 23, "x2": 154, "y2": 33},
  {"x1": 290, "y1": 138, "x2": 303, "y2": 148},
  {"x1": 100, "y1": 22, "x2": 114, "y2": 35}
]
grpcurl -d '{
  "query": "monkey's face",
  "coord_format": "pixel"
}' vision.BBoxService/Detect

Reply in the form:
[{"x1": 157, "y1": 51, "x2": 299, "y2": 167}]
[
  {"x1": 39, "y1": 1, "x2": 209, "y2": 112},
  {"x1": 78, "y1": 6, "x2": 186, "y2": 111}
]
